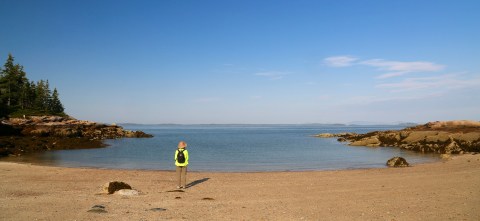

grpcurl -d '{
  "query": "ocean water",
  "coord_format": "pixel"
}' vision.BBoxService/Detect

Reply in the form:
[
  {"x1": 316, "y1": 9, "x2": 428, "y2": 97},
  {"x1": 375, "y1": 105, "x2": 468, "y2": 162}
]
[{"x1": 5, "y1": 125, "x2": 440, "y2": 172}]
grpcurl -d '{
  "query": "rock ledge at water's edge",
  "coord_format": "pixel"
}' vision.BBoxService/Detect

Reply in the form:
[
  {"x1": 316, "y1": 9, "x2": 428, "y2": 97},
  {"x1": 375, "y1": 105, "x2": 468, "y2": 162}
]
[
  {"x1": 315, "y1": 120, "x2": 480, "y2": 154},
  {"x1": 0, "y1": 116, "x2": 153, "y2": 157}
]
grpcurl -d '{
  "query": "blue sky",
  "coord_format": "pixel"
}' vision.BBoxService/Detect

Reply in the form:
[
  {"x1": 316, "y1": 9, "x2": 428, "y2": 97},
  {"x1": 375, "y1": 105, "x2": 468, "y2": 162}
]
[{"x1": 1, "y1": 0, "x2": 479, "y2": 124}]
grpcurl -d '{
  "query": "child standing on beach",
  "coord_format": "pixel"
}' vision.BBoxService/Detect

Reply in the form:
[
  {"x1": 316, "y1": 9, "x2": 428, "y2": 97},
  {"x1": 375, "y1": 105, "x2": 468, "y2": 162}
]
[{"x1": 174, "y1": 141, "x2": 189, "y2": 189}]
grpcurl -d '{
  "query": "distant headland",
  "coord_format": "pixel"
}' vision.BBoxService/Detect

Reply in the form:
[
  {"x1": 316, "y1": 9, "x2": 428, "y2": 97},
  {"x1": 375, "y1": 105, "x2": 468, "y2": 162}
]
[
  {"x1": 0, "y1": 115, "x2": 152, "y2": 157},
  {"x1": 315, "y1": 120, "x2": 480, "y2": 155},
  {"x1": 0, "y1": 53, "x2": 152, "y2": 157}
]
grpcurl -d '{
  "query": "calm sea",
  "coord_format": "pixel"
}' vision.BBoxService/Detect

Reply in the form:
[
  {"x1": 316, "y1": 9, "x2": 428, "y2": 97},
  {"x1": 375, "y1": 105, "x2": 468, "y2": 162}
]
[{"x1": 5, "y1": 124, "x2": 440, "y2": 172}]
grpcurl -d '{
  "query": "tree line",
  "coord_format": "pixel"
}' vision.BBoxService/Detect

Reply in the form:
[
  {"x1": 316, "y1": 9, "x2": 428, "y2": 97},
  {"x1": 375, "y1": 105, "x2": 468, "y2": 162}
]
[{"x1": 0, "y1": 54, "x2": 65, "y2": 118}]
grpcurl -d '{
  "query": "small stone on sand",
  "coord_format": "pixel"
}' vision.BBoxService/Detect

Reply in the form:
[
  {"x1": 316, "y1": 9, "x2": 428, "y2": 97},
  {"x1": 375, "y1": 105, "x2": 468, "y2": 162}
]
[
  {"x1": 150, "y1": 208, "x2": 167, "y2": 212},
  {"x1": 88, "y1": 205, "x2": 107, "y2": 213}
]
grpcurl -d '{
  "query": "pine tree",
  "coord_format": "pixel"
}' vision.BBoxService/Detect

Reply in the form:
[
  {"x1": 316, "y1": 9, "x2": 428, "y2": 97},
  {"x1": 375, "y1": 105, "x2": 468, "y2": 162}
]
[
  {"x1": 49, "y1": 88, "x2": 64, "y2": 114},
  {"x1": 20, "y1": 81, "x2": 36, "y2": 110},
  {"x1": 0, "y1": 54, "x2": 27, "y2": 108},
  {"x1": 0, "y1": 61, "x2": 4, "y2": 112},
  {"x1": 0, "y1": 55, "x2": 14, "y2": 106},
  {"x1": 1, "y1": 54, "x2": 66, "y2": 117},
  {"x1": 34, "y1": 80, "x2": 48, "y2": 111}
]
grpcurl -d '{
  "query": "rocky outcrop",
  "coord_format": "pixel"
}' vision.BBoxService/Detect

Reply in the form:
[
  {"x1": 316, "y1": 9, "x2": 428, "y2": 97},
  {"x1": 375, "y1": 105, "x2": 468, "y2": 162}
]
[
  {"x1": 314, "y1": 133, "x2": 337, "y2": 138},
  {"x1": 3, "y1": 116, "x2": 152, "y2": 139},
  {"x1": 386, "y1": 157, "x2": 409, "y2": 167},
  {"x1": 0, "y1": 116, "x2": 152, "y2": 156},
  {"x1": 315, "y1": 121, "x2": 480, "y2": 154}
]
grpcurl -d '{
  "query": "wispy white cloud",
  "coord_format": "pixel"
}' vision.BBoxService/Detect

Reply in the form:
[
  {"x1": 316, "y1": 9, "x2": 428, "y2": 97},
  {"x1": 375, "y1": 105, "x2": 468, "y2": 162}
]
[
  {"x1": 360, "y1": 59, "x2": 445, "y2": 79},
  {"x1": 324, "y1": 56, "x2": 445, "y2": 78},
  {"x1": 361, "y1": 59, "x2": 444, "y2": 72},
  {"x1": 255, "y1": 71, "x2": 288, "y2": 80},
  {"x1": 323, "y1": 56, "x2": 358, "y2": 67},
  {"x1": 376, "y1": 73, "x2": 480, "y2": 92}
]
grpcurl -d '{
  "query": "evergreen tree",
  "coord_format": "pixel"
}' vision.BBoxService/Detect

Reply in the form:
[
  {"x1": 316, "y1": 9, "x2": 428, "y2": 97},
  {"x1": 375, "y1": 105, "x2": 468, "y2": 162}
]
[
  {"x1": 0, "y1": 54, "x2": 27, "y2": 108},
  {"x1": 34, "y1": 80, "x2": 49, "y2": 111},
  {"x1": 49, "y1": 88, "x2": 64, "y2": 114},
  {"x1": 19, "y1": 79, "x2": 31, "y2": 109},
  {"x1": 0, "y1": 61, "x2": 4, "y2": 112},
  {"x1": 44, "y1": 80, "x2": 52, "y2": 111},
  {"x1": 23, "y1": 81, "x2": 37, "y2": 109},
  {"x1": 0, "y1": 54, "x2": 66, "y2": 116}
]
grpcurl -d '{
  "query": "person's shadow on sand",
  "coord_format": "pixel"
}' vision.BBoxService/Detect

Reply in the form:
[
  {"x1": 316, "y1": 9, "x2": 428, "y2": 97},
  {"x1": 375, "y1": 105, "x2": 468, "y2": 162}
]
[{"x1": 186, "y1": 178, "x2": 210, "y2": 189}]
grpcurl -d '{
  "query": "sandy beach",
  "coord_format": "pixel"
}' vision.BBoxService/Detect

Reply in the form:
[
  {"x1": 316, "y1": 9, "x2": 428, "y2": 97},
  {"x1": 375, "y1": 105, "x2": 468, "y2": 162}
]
[{"x1": 1, "y1": 154, "x2": 479, "y2": 221}]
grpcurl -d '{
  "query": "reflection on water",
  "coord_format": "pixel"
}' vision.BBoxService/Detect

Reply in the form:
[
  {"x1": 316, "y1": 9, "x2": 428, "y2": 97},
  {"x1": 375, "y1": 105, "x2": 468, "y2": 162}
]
[
  {"x1": 2, "y1": 125, "x2": 441, "y2": 172},
  {"x1": 12, "y1": 152, "x2": 61, "y2": 165}
]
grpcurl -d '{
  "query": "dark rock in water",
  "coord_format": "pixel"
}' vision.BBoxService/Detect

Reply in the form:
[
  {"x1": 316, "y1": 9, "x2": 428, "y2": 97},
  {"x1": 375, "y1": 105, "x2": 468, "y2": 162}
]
[
  {"x1": 103, "y1": 181, "x2": 132, "y2": 194},
  {"x1": 386, "y1": 157, "x2": 409, "y2": 167},
  {"x1": 88, "y1": 205, "x2": 107, "y2": 213},
  {"x1": 0, "y1": 148, "x2": 12, "y2": 157},
  {"x1": 124, "y1": 130, "x2": 153, "y2": 138},
  {"x1": 314, "y1": 133, "x2": 336, "y2": 138}
]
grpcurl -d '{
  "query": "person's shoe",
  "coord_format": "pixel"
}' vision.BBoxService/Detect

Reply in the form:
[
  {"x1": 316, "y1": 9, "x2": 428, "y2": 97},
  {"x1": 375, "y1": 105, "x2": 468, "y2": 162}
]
[{"x1": 176, "y1": 186, "x2": 181, "y2": 189}]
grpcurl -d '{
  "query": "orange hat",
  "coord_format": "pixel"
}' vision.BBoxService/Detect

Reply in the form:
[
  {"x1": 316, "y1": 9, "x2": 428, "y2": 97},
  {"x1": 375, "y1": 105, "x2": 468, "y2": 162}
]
[{"x1": 178, "y1": 141, "x2": 187, "y2": 149}]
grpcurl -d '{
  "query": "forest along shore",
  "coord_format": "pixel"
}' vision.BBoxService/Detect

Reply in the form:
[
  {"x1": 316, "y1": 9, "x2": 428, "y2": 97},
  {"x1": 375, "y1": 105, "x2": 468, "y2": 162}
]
[
  {"x1": 315, "y1": 120, "x2": 480, "y2": 155},
  {"x1": 0, "y1": 116, "x2": 152, "y2": 157}
]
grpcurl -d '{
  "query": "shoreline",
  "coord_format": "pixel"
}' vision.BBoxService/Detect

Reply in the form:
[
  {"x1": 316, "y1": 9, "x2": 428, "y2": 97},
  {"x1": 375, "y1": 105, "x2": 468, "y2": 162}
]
[
  {"x1": 0, "y1": 149, "x2": 442, "y2": 173},
  {"x1": 1, "y1": 154, "x2": 479, "y2": 220},
  {"x1": 0, "y1": 157, "x2": 443, "y2": 173}
]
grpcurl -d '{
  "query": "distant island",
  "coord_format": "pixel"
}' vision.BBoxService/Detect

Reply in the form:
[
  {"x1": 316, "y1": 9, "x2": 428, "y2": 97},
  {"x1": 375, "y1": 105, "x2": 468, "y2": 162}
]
[{"x1": 119, "y1": 122, "x2": 415, "y2": 127}]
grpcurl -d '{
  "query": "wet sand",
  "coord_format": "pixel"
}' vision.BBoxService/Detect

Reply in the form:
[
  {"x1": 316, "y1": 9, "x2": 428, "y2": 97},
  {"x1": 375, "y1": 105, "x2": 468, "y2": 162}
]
[{"x1": 1, "y1": 154, "x2": 479, "y2": 220}]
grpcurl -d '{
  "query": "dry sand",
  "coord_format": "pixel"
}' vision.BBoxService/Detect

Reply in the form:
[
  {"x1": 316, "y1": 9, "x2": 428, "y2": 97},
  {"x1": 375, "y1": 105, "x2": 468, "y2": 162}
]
[{"x1": 1, "y1": 154, "x2": 479, "y2": 221}]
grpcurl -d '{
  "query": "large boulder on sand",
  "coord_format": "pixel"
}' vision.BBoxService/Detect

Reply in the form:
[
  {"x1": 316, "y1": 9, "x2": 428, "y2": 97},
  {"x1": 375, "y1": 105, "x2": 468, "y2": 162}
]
[
  {"x1": 386, "y1": 157, "x2": 409, "y2": 167},
  {"x1": 103, "y1": 181, "x2": 132, "y2": 194}
]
